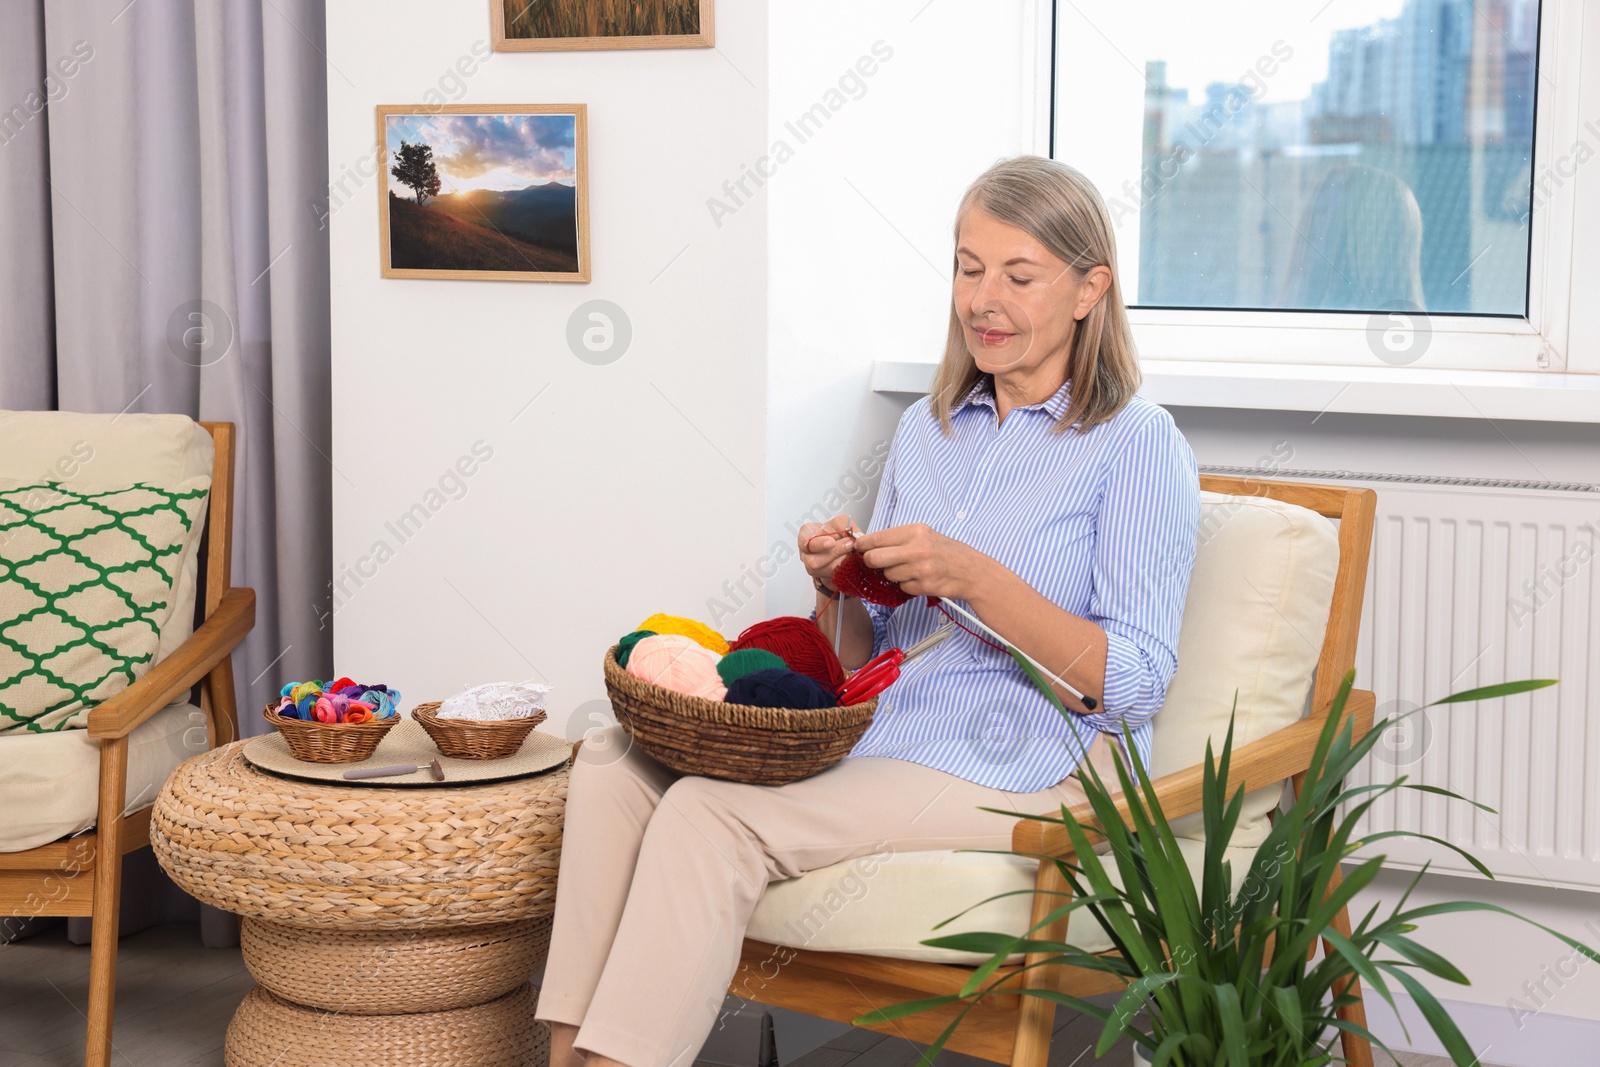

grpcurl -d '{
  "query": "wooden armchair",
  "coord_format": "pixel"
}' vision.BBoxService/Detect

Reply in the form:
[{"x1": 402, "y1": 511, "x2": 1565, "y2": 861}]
[
  {"x1": 0, "y1": 419, "x2": 256, "y2": 1067},
  {"x1": 737, "y1": 475, "x2": 1378, "y2": 1067}
]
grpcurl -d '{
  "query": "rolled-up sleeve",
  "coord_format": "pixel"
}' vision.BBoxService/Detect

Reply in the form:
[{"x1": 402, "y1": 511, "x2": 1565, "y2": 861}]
[{"x1": 1082, "y1": 411, "x2": 1200, "y2": 732}]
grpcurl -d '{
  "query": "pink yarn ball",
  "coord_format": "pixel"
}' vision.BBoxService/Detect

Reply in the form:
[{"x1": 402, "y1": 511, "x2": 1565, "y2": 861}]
[{"x1": 626, "y1": 634, "x2": 727, "y2": 700}]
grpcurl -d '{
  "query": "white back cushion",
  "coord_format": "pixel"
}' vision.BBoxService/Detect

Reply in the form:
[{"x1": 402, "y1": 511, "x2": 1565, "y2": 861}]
[
  {"x1": 0, "y1": 411, "x2": 214, "y2": 665},
  {"x1": 1153, "y1": 490, "x2": 1340, "y2": 846}
]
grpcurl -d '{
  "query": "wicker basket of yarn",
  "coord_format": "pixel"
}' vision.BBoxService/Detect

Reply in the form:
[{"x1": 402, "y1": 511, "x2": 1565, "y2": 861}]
[
  {"x1": 413, "y1": 701, "x2": 548, "y2": 760},
  {"x1": 262, "y1": 705, "x2": 399, "y2": 764},
  {"x1": 601, "y1": 645, "x2": 877, "y2": 785}
]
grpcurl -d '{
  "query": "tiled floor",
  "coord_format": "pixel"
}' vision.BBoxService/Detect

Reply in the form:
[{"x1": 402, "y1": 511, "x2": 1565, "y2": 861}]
[
  {"x1": 0, "y1": 923, "x2": 252, "y2": 1066},
  {"x1": 0, "y1": 921, "x2": 1471, "y2": 1067}
]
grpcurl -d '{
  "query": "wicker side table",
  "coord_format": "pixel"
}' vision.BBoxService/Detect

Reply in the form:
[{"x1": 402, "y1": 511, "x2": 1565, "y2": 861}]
[{"x1": 151, "y1": 743, "x2": 569, "y2": 1067}]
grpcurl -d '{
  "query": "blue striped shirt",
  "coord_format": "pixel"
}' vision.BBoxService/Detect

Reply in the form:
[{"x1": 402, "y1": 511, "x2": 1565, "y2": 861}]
[{"x1": 840, "y1": 376, "x2": 1200, "y2": 791}]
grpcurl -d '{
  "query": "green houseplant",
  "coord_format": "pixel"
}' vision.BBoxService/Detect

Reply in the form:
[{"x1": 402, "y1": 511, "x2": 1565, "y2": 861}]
[{"x1": 858, "y1": 669, "x2": 1600, "y2": 1066}]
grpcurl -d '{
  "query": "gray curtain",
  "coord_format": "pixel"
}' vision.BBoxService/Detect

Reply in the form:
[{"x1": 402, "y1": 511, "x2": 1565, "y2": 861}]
[
  {"x1": 0, "y1": 0, "x2": 332, "y2": 733},
  {"x1": 0, "y1": 0, "x2": 333, "y2": 941}
]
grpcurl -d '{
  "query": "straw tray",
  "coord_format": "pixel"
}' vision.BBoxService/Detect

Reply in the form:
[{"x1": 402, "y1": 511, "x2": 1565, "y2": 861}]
[
  {"x1": 262, "y1": 705, "x2": 399, "y2": 763},
  {"x1": 412, "y1": 700, "x2": 548, "y2": 760},
  {"x1": 602, "y1": 646, "x2": 877, "y2": 785}
]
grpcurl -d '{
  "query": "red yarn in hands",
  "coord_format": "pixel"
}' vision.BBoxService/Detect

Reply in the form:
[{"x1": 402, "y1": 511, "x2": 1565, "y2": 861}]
[
  {"x1": 808, "y1": 528, "x2": 1007, "y2": 655},
  {"x1": 808, "y1": 528, "x2": 913, "y2": 608},
  {"x1": 830, "y1": 552, "x2": 913, "y2": 607}
]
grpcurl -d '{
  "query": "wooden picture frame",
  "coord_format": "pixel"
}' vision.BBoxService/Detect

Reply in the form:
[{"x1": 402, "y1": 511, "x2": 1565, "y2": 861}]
[
  {"x1": 376, "y1": 103, "x2": 590, "y2": 283},
  {"x1": 491, "y1": 0, "x2": 713, "y2": 51}
]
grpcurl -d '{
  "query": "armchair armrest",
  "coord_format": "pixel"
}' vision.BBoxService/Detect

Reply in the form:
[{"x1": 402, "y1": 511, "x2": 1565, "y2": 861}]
[
  {"x1": 1013, "y1": 688, "x2": 1376, "y2": 857},
  {"x1": 87, "y1": 587, "x2": 256, "y2": 739}
]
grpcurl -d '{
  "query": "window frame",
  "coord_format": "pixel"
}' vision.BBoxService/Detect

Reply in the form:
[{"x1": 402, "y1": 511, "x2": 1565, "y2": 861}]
[{"x1": 1042, "y1": 0, "x2": 1595, "y2": 377}]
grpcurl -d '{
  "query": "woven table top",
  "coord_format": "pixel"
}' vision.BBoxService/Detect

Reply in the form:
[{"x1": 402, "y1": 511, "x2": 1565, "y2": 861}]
[{"x1": 150, "y1": 741, "x2": 569, "y2": 929}]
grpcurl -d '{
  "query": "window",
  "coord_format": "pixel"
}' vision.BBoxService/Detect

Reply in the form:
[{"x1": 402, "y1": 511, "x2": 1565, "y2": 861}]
[{"x1": 1051, "y1": 0, "x2": 1593, "y2": 374}]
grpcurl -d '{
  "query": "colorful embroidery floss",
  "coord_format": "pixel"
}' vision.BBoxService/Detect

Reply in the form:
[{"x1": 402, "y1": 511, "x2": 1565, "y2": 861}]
[{"x1": 274, "y1": 679, "x2": 402, "y2": 723}]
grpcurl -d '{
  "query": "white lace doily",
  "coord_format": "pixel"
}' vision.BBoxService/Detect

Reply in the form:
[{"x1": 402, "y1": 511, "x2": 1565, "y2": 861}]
[{"x1": 436, "y1": 679, "x2": 553, "y2": 721}]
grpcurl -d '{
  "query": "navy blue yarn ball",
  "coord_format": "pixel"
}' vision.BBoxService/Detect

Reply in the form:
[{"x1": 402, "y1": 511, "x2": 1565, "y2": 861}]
[{"x1": 724, "y1": 668, "x2": 836, "y2": 710}]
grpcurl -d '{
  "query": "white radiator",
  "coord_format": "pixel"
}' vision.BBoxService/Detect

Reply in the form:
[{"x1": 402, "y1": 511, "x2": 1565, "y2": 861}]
[{"x1": 1202, "y1": 466, "x2": 1600, "y2": 893}]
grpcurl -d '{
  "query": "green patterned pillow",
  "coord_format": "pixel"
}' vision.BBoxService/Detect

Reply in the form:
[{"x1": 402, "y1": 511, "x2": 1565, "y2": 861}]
[{"x1": 0, "y1": 478, "x2": 210, "y2": 734}]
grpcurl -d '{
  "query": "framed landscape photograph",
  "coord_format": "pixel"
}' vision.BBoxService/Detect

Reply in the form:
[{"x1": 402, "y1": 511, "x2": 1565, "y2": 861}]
[
  {"x1": 491, "y1": 0, "x2": 713, "y2": 51},
  {"x1": 376, "y1": 104, "x2": 589, "y2": 282}
]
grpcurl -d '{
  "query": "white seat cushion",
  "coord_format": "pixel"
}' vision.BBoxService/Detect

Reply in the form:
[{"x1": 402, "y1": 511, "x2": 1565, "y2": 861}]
[
  {"x1": 748, "y1": 840, "x2": 1259, "y2": 964},
  {"x1": 748, "y1": 489, "x2": 1339, "y2": 964},
  {"x1": 0, "y1": 700, "x2": 206, "y2": 852},
  {"x1": 0, "y1": 410, "x2": 214, "y2": 666}
]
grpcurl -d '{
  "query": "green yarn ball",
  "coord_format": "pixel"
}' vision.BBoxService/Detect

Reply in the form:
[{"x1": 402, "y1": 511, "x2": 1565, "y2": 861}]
[
  {"x1": 717, "y1": 647, "x2": 787, "y2": 687},
  {"x1": 615, "y1": 629, "x2": 657, "y2": 669}
]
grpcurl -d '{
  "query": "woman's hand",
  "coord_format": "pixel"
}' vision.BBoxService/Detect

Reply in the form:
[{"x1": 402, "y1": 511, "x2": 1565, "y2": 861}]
[
  {"x1": 854, "y1": 524, "x2": 997, "y2": 603},
  {"x1": 797, "y1": 514, "x2": 859, "y2": 589}
]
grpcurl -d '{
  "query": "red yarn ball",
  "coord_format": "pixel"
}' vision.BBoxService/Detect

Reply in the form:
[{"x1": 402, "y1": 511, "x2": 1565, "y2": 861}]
[
  {"x1": 729, "y1": 617, "x2": 846, "y2": 695},
  {"x1": 831, "y1": 552, "x2": 913, "y2": 607}
]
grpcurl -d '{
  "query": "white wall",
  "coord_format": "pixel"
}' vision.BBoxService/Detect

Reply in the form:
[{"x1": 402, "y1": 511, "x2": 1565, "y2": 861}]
[
  {"x1": 326, "y1": 2, "x2": 768, "y2": 737},
  {"x1": 763, "y1": 0, "x2": 1048, "y2": 620}
]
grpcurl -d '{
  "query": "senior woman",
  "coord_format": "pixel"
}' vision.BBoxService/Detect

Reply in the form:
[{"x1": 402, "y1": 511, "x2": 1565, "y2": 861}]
[{"x1": 534, "y1": 155, "x2": 1200, "y2": 1067}]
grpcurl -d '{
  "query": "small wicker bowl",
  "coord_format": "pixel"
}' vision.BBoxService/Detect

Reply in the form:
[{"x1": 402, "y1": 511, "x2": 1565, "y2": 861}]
[
  {"x1": 413, "y1": 700, "x2": 548, "y2": 760},
  {"x1": 602, "y1": 646, "x2": 877, "y2": 785},
  {"x1": 261, "y1": 705, "x2": 400, "y2": 764}
]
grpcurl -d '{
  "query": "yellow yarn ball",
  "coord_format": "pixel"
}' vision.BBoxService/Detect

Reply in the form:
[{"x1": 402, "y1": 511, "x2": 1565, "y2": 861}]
[{"x1": 635, "y1": 613, "x2": 730, "y2": 655}]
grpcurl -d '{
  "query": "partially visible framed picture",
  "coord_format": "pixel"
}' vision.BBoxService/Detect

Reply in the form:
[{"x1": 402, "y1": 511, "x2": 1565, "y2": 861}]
[
  {"x1": 377, "y1": 104, "x2": 589, "y2": 283},
  {"x1": 491, "y1": 0, "x2": 713, "y2": 51}
]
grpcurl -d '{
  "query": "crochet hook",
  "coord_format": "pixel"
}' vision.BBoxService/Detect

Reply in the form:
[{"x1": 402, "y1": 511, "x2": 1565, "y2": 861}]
[{"x1": 343, "y1": 759, "x2": 445, "y2": 781}]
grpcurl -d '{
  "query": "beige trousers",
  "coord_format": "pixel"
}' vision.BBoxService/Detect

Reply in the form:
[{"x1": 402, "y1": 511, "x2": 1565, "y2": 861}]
[{"x1": 532, "y1": 725, "x2": 1120, "y2": 1067}]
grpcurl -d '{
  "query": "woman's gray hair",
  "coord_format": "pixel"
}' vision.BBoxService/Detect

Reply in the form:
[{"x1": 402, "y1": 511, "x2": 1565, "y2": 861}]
[{"x1": 930, "y1": 155, "x2": 1142, "y2": 435}]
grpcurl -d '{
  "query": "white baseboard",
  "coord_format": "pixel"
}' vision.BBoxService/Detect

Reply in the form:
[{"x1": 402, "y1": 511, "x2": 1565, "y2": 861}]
[{"x1": 1367, "y1": 991, "x2": 1600, "y2": 1067}]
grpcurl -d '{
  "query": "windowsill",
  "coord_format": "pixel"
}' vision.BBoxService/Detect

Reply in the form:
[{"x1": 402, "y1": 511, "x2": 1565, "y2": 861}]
[{"x1": 870, "y1": 359, "x2": 1600, "y2": 424}]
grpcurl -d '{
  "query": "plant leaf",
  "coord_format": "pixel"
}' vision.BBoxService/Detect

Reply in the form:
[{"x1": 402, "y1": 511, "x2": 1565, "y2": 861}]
[
  {"x1": 852, "y1": 993, "x2": 960, "y2": 1024},
  {"x1": 1379, "y1": 964, "x2": 1482, "y2": 1065},
  {"x1": 1427, "y1": 678, "x2": 1557, "y2": 704}
]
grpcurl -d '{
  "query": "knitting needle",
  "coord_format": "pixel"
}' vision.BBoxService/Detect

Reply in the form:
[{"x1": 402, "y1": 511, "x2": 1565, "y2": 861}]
[
  {"x1": 904, "y1": 620, "x2": 954, "y2": 661},
  {"x1": 343, "y1": 759, "x2": 445, "y2": 781},
  {"x1": 830, "y1": 524, "x2": 861, "y2": 658},
  {"x1": 937, "y1": 599, "x2": 1100, "y2": 711},
  {"x1": 833, "y1": 577, "x2": 844, "y2": 655}
]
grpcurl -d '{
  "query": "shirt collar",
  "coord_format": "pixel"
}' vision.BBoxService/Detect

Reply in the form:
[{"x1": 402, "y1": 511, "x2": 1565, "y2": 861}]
[{"x1": 956, "y1": 376, "x2": 1074, "y2": 420}]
